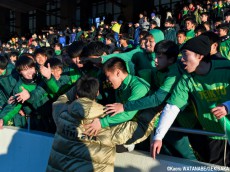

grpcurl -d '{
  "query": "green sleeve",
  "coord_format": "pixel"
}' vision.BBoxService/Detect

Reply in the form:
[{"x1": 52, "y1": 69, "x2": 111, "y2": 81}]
[
  {"x1": 44, "y1": 76, "x2": 59, "y2": 94},
  {"x1": 124, "y1": 72, "x2": 177, "y2": 111},
  {"x1": 100, "y1": 82, "x2": 149, "y2": 128},
  {"x1": 124, "y1": 88, "x2": 168, "y2": 111},
  {"x1": 1, "y1": 104, "x2": 22, "y2": 125},
  {"x1": 45, "y1": 74, "x2": 76, "y2": 97},
  {"x1": 167, "y1": 77, "x2": 189, "y2": 109}
]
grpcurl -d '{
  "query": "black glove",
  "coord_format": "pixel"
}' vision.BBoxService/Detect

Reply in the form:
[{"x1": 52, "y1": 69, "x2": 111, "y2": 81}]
[{"x1": 79, "y1": 57, "x2": 102, "y2": 64}]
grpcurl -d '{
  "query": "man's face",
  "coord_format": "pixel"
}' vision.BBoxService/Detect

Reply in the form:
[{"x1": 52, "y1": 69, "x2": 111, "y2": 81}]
[
  {"x1": 20, "y1": 66, "x2": 36, "y2": 80},
  {"x1": 145, "y1": 36, "x2": 155, "y2": 53},
  {"x1": 35, "y1": 54, "x2": 47, "y2": 66},
  {"x1": 177, "y1": 33, "x2": 186, "y2": 44},
  {"x1": 119, "y1": 38, "x2": 125, "y2": 45},
  {"x1": 201, "y1": 15, "x2": 208, "y2": 22},
  {"x1": 225, "y1": 15, "x2": 230, "y2": 22},
  {"x1": 218, "y1": 28, "x2": 226, "y2": 37},
  {"x1": 72, "y1": 56, "x2": 83, "y2": 68},
  {"x1": 51, "y1": 67, "x2": 62, "y2": 81},
  {"x1": 105, "y1": 70, "x2": 122, "y2": 89},
  {"x1": 105, "y1": 38, "x2": 111, "y2": 45},
  {"x1": 185, "y1": 21, "x2": 194, "y2": 30},
  {"x1": 155, "y1": 53, "x2": 173, "y2": 71},
  {"x1": 140, "y1": 39, "x2": 146, "y2": 49},
  {"x1": 181, "y1": 50, "x2": 202, "y2": 73},
  {"x1": 164, "y1": 22, "x2": 172, "y2": 28}
]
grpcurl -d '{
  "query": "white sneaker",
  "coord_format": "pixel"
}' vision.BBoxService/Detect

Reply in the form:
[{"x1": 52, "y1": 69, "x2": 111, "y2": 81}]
[{"x1": 123, "y1": 144, "x2": 135, "y2": 152}]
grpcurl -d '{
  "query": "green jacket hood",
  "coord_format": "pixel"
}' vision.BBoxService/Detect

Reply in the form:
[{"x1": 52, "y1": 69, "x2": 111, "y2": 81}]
[
  {"x1": 68, "y1": 97, "x2": 105, "y2": 119},
  {"x1": 149, "y1": 29, "x2": 165, "y2": 43}
]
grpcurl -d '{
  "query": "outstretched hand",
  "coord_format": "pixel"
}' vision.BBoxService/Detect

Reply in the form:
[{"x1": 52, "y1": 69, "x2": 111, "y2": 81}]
[
  {"x1": 15, "y1": 86, "x2": 30, "y2": 103},
  {"x1": 150, "y1": 140, "x2": 162, "y2": 159},
  {"x1": 83, "y1": 118, "x2": 101, "y2": 136},
  {"x1": 40, "y1": 63, "x2": 51, "y2": 79},
  {"x1": 104, "y1": 103, "x2": 124, "y2": 116},
  {"x1": 211, "y1": 105, "x2": 228, "y2": 119}
]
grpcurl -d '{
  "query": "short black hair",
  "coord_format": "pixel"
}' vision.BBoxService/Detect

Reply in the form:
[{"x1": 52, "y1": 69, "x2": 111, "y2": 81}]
[
  {"x1": 76, "y1": 76, "x2": 99, "y2": 100},
  {"x1": 103, "y1": 57, "x2": 128, "y2": 73},
  {"x1": 177, "y1": 29, "x2": 186, "y2": 36},
  {"x1": 217, "y1": 23, "x2": 229, "y2": 33},
  {"x1": 16, "y1": 55, "x2": 36, "y2": 72},
  {"x1": 184, "y1": 17, "x2": 196, "y2": 25},
  {"x1": 81, "y1": 41, "x2": 108, "y2": 57},
  {"x1": 55, "y1": 43, "x2": 62, "y2": 49},
  {"x1": 195, "y1": 24, "x2": 206, "y2": 34},
  {"x1": 154, "y1": 40, "x2": 179, "y2": 63},
  {"x1": 68, "y1": 41, "x2": 86, "y2": 59},
  {"x1": 165, "y1": 17, "x2": 175, "y2": 24},
  {"x1": 140, "y1": 30, "x2": 149, "y2": 38},
  {"x1": 105, "y1": 33, "x2": 115, "y2": 43},
  {"x1": 0, "y1": 55, "x2": 8, "y2": 70},
  {"x1": 9, "y1": 51, "x2": 19, "y2": 58},
  {"x1": 150, "y1": 20, "x2": 157, "y2": 26},
  {"x1": 202, "y1": 31, "x2": 220, "y2": 45},
  {"x1": 45, "y1": 58, "x2": 63, "y2": 69},
  {"x1": 34, "y1": 47, "x2": 53, "y2": 59}
]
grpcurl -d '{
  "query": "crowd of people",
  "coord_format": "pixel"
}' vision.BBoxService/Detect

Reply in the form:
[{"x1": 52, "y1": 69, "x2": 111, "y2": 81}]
[{"x1": 0, "y1": 0, "x2": 230, "y2": 171}]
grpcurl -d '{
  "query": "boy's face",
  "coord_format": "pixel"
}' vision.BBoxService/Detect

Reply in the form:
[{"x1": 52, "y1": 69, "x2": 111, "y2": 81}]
[
  {"x1": 140, "y1": 39, "x2": 146, "y2": 49},
  {"x1": 181, "y1": 50, "x2": 202, "y2": 73},
  {"x1": 72, "y1": 56, "x2": 83, "y2": 68},
  {"x1": 145, "y1": 36, "x2": 155, "y2": 53},
  {"x1": 185, "y1": 21, "x2": 194, "y2": 30},
  {"x1": 218, "y1": 28, "x2": 227, "y2": 37},
  {"x1": 35, "y1": 54, "x2": 47, "y2": 66},
  {"x1": 177, "y1": 33, "x2": 186, "y2": 44},
  {"x1": 164, "y1": 22, "x2": 173, "y2": 28},
  {"x1": 105, "y1": 69, "x2": 122, "y2": 89},
  {"x1": 225, "y1": 15, "x2": 230, "y2": 22},
  {"x1": 10, "y1": 55, "x2": 17, "y2": 62},
  {"x1": 201, "y1": 15, "x2": 208, "y2": 22},
  {"x1": 119, "y1": 38, "x2": 125, "y2": 45},
  {"x1": 105, "y1": 38, "x2": 111, "y2": 45},
  {"x1": 51, "y1": 67, "x2": 62, "y2": 81},
  {"x1": 155, "y1": 53, "x2": 173, "y2": 71},
  {"x1": 20, "y1": 66, "x2": 36, "y2": 80}
]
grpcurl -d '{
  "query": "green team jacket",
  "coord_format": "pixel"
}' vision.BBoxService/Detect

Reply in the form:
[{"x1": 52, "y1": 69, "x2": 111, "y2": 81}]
[
  {"x1": 168, "y1": 60, "x2": 230, "y2": 140},
  {"x1": 44, "y1": 65, "x2": 81, "y2": 97},
  {"x1": 219, "y1": 36, "x2": 230, "y2": 60},
  {"x1": 186, "y1": 29, "x2": 195, "y2": 41},
  {"x1": 0, "y1": 63, "x2": 18, "y2": 109},
  {"x1": 0, "y1": 77, "x2": 49, "y2": 126},
  {"x1": 123, "y1": 63, "x2": 181, "y2": 112},
  {"x1": 100, "y1": 74, "x2": 150, "y2": 128},
  {"x1": 29, "y1": 74, "x2": 71, "y2": 104}
]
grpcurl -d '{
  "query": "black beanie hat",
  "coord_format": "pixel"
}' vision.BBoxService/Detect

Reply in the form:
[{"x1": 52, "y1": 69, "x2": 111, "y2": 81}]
[{"x1": 181, "y1": 35, "x2": 211, "y2": 56}]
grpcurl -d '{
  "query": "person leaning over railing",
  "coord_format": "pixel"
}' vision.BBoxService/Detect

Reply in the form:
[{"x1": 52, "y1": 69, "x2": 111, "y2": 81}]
[{"x1": 152, "y1": 35, "x2": 230, "y2": 166}]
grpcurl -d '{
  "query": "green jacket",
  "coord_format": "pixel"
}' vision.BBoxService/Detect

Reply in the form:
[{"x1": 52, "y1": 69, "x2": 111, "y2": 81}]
[
  {"x1": 219, "y1": 36, "x2": 230, "y2": 60},
  {"x1": 124, "y1": 63, "x2": 181, "y2": 112},
  {"x1": 0, "y1": 77, "x2": 49, "y2": 127},
  {"x1": 44, "y1": 65, "x2": 81, "y2": 97},
  {"x1": 0, "y1": 63, "x2": 18, "y2": 109},
  {"x1": 100, "y1": 74, "x2": 150, "y2": 128}
]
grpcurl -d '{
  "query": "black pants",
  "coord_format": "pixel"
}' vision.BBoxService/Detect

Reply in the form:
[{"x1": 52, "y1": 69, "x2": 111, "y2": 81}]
[{"x1": 189, "y1": 134, "x2": 230, "y2": 166}]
